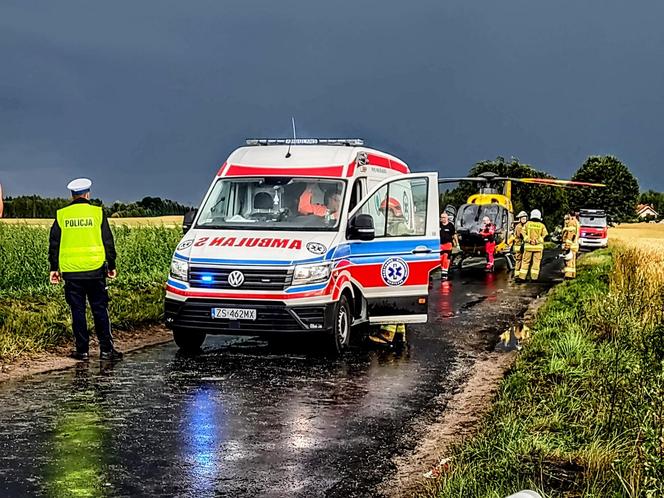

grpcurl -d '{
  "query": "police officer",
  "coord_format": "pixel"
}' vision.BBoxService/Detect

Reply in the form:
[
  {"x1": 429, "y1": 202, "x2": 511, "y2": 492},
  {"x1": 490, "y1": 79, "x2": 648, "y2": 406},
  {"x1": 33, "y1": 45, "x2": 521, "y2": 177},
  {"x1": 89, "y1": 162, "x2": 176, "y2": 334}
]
[{"x1": 48, "y1": 178, "x2": 123, "y2": 361}]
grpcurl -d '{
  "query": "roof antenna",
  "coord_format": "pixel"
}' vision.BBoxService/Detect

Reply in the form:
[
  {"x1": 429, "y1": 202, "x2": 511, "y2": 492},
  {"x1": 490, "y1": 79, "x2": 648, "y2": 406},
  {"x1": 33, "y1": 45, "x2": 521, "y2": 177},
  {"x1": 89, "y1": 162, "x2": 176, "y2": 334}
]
[{"x1": 285, "y1": 117, "x2": 296, "y2": 158}]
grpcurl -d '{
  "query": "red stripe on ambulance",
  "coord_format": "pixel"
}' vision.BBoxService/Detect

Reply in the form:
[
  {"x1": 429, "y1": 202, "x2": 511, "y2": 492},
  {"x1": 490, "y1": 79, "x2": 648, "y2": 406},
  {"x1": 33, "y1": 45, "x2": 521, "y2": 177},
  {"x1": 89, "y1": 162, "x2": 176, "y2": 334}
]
[
  {"x1": 223, "y1": 165, "x2": 345, "y2": 177},
  {"x1": 194, "y1": 236, "x2": 302, "y2": 250}
]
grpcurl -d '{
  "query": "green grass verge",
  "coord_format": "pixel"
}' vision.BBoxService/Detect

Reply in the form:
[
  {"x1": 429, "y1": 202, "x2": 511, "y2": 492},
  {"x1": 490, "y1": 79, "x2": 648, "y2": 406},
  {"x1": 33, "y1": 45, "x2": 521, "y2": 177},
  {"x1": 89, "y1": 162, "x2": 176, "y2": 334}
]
[
  {"x1": 0, "y1": 224, "x2": 181, "y2": 361},
  {"x1": 426, "y1": 250, "x2": 664, "y2": 498}
]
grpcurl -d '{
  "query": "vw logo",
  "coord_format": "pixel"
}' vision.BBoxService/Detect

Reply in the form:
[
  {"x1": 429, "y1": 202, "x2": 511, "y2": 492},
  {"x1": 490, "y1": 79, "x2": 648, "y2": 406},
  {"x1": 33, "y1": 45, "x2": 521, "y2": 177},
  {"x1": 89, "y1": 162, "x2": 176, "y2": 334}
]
[{"x1": 227, "y1": 270, "x2": 245, "y2": 288}]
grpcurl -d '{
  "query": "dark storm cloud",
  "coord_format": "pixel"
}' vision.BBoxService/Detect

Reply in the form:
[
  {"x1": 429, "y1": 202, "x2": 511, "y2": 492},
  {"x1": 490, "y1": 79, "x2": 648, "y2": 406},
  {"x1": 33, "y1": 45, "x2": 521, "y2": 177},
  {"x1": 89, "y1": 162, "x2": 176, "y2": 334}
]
[{"x1": 1, "y1": 0, "x2": 663, "y2": 203}]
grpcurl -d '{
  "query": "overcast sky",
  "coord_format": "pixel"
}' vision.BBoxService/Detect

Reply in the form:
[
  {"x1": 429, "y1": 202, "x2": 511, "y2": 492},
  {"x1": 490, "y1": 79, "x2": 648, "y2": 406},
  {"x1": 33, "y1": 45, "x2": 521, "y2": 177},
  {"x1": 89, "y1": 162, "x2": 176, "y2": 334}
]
[{"x1": 1, "y1": 0, "x2": 663, "y2": 203}]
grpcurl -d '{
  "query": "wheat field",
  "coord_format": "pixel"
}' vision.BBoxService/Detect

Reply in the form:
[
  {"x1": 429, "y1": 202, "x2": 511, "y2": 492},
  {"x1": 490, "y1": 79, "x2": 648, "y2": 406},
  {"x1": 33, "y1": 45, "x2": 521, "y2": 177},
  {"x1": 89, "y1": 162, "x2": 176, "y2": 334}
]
[{"x1": 0, "y1": 216, "x2": 184, "y2": 227}]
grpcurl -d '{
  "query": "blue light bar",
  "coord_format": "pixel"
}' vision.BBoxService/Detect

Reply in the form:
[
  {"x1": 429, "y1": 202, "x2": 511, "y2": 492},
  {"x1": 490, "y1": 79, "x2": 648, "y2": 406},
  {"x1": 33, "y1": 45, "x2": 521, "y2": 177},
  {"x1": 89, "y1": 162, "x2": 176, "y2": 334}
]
[
  {"x1": 200, "y1": 275, "x2": 214, "y2": 283},
  {"x1": 245, "y1": 138, "x2": 364, "y2": 146}
]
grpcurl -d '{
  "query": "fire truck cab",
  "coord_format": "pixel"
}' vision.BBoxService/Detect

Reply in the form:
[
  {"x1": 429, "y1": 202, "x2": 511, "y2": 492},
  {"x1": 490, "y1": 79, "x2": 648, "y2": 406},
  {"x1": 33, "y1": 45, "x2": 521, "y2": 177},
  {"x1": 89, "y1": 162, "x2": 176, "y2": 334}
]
[
  {"x1": 165, "y1": 139, "x2": 441, "y2": 352},
  {"x1": 578, "y1": 209, "x2": 608, "y2": 249}
]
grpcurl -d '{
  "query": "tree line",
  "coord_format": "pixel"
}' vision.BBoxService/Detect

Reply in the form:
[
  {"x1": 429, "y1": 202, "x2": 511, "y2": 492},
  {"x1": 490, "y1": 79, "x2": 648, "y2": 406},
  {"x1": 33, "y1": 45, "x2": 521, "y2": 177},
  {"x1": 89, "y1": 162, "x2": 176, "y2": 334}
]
[
  {"x1": 440, "y1": 155, "x2": 657, "y2": 226},
  {"x1": 2, "y1": 196, "x2": 193, "y2": 219}
]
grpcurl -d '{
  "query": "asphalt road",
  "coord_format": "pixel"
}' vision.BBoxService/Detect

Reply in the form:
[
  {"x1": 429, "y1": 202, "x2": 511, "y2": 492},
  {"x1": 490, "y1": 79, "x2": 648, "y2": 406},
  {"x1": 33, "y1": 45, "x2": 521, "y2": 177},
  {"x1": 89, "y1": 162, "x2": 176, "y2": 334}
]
[{"x1": 0, "y1": 254, "x2": 562, "y2": 497}]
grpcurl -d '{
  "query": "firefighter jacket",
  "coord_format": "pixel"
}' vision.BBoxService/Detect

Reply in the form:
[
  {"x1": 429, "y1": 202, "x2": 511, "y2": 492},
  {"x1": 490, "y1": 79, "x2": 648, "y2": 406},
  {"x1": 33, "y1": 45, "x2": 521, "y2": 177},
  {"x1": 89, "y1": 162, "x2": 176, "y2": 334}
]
[{"x1": 523, "y1": 220, "x2": 548, "y2": 252}]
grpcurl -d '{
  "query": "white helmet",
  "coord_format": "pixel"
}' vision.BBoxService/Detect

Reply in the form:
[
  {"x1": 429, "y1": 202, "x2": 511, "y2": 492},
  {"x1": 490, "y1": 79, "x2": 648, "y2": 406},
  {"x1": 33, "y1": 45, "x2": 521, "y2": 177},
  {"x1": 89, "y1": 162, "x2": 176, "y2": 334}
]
[
  {"x1": 516, "y1": 211, "x2": 528, "y2": 219},
  {"x1": 530, "y1": 209, "x2": 542, "y2": 220}
]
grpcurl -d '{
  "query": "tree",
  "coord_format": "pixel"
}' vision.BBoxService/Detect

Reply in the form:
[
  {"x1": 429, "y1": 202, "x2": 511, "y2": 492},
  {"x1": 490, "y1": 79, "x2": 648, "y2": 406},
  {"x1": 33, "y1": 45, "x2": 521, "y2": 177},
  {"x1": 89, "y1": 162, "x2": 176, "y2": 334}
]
[
  {"x1": 568, "y1": 156, "x2": 640, "y2": 224},
  {"x1": 442, "y1": 157, "x2": 569, "y2": 229}
]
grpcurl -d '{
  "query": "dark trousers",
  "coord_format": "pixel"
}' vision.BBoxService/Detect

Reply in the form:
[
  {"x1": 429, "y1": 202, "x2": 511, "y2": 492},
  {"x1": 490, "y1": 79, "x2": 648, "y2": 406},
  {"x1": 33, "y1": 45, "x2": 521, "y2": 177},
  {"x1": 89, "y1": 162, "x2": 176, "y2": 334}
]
[{"x1": 64, "y1": 278, "x2": 114, "y2": 353}]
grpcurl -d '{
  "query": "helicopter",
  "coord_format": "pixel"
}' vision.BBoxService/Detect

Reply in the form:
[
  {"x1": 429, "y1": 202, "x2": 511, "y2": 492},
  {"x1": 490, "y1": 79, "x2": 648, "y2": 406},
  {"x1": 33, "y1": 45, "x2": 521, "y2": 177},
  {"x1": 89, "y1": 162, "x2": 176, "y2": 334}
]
[{"x1": 438, "y1": 172, "x2": 604, "y2": 270}]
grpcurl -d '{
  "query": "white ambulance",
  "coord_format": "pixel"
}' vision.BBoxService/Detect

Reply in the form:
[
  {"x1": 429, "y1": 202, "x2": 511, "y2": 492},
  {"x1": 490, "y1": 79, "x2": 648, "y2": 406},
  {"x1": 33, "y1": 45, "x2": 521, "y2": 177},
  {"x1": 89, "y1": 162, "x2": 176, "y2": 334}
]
[{"x1": 165, "y1": 139, "x2": 441, "y2": 352}]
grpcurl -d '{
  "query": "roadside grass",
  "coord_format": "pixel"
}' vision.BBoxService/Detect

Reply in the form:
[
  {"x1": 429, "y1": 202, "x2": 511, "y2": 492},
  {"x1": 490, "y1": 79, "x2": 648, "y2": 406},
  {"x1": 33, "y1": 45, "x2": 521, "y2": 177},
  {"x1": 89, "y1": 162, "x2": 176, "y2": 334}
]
[
  {"x1": 426, "y1": 230, "x2": 664, "y2": 497},
  {"x1": 0, "y1": 223, "x2": 181, "y2": 361}
]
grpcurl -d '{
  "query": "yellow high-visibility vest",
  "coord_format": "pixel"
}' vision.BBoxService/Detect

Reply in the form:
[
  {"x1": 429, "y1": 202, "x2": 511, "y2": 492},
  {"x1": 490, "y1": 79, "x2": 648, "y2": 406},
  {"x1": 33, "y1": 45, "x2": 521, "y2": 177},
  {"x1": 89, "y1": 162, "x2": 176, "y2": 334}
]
[{"x1": 56, "y1": 203, "x2": 105, "y2": 273}]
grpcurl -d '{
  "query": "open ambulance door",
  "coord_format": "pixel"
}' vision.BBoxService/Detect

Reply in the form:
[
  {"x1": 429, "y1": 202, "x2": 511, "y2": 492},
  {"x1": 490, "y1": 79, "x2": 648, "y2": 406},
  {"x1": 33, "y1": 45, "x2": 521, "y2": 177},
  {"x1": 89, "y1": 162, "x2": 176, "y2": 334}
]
[{"x1": 345, "y1": 173, "x2": 440, "y2": 324}]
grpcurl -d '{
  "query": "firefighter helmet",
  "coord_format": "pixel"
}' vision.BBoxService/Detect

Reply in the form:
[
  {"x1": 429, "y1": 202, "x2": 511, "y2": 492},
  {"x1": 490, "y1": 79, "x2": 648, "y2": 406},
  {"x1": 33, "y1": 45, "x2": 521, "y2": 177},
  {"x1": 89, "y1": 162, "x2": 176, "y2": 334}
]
[{"x1": 380, "y1": 197, "x2": 403, "y2": 217}]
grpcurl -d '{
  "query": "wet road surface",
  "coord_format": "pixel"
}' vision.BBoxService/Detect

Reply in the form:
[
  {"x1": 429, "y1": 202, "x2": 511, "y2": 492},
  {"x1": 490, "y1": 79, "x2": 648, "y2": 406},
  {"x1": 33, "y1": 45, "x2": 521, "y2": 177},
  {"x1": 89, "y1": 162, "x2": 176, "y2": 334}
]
[{"x1": 0, "y1": 256, "x2": 562, "y2": 497}]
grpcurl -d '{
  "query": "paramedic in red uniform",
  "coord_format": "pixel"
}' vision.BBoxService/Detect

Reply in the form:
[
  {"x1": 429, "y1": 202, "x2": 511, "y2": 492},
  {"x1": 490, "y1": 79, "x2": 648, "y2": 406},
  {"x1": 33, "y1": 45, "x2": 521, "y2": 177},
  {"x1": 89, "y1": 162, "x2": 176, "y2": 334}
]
[
  {"x1": 439, "y1": 212, "x2": 457, "y2": 280},
  {"x1": 298, "y1": 183, "x2": 328, "y2": 216},
  {"x1": 480, "y1": 215, "x2": 496, "y2": 271},
  {"x1": 298, "y1": 183, "x2": 341, "y2": 220}
]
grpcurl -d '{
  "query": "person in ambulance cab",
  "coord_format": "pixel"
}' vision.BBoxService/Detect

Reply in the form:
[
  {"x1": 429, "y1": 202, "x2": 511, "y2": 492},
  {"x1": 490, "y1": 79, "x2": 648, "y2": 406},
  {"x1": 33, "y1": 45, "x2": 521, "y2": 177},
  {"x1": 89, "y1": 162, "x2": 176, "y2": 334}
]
[
  {"x1": 298, "y1": 183, "x2": 341, "y2": 220},
  {"x1": 48, "y1": 178, "x2": 123, "y2": 362},
  {"x1": 298, "y1": 182, "x2": 328, "y2": 217},
  {"x1": 480, "y1": 215, "x2": 496, "y2": 271},
  {"x1": 382, "y1": 197, "x2": 412, "y2": 236}
]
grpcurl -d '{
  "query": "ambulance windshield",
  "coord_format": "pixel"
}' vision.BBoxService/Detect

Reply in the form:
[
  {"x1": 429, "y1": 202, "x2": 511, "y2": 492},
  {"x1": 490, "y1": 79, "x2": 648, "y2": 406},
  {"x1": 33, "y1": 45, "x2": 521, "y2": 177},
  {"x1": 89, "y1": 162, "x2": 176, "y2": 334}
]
[{"x1": 196, "y1": 177, "x2": 346, "y2": 231}]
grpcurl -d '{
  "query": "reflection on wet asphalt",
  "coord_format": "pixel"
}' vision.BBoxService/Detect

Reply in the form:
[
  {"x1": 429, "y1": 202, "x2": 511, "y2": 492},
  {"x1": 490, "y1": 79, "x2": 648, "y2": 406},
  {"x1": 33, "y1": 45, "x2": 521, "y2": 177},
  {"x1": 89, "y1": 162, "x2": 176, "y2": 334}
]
[{"x1": 0, "y1": 257, "x2": 561, "y2": 497}]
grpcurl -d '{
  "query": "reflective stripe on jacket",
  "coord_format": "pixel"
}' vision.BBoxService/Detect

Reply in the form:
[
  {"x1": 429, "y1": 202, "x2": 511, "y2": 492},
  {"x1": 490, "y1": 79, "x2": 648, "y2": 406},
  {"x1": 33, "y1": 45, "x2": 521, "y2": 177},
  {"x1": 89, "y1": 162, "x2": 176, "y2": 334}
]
[
  {"x1": 56, "y1": 203, "x2": 105, "y2": 273},
  {"x1": 524, "y1": 220, "x2": 548, "y2": 251}
]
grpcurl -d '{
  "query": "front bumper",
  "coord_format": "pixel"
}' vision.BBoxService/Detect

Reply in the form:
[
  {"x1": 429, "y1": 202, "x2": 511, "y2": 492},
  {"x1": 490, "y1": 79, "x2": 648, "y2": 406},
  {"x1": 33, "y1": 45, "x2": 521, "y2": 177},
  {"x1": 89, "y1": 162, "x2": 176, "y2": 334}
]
[
  {"x1": 579, "y1": 237, "x2": 608, "y2": 248},
  {"x1": 164, "y1": 298, "x2": 335, "y2": 335}
]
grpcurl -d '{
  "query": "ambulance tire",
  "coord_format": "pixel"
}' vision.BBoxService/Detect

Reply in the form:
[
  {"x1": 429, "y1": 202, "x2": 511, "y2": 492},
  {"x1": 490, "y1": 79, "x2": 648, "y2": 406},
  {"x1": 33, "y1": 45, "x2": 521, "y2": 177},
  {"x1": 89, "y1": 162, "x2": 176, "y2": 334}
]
[
  {"x1": 326, "y1": 295, "x2": 352, "y2": 354},
  {"x1": 173, "y1": 328, "x2": 206, "y2": 353}
]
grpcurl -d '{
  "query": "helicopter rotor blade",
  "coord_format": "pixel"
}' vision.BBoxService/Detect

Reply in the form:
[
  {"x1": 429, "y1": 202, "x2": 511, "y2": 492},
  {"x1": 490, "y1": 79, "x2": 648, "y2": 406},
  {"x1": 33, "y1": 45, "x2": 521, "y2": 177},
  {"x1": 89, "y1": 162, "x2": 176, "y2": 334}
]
[
  {"x1": 438, "y1": 177, "x2": 490, "y2": 184},
  {"x1": 494, "y1": 177, "x2": 605, "y2": 188}
]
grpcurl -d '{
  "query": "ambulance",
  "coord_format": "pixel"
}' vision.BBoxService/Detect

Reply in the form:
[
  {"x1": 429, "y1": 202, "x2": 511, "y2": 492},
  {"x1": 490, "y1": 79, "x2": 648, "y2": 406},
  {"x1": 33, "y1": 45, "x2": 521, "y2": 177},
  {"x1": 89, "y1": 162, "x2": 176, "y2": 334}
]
[{"x1": 165, "y1": 139, "x2": 441, "y2": 352}]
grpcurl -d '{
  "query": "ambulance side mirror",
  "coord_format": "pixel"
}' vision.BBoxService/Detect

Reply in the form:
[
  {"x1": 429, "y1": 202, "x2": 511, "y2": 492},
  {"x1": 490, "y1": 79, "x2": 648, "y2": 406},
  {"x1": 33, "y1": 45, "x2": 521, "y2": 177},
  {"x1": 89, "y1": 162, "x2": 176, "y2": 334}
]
[
  {"x1": 348, "y1": 214, "x2": 375, "y2": 241},
  {"x1": 182, "y1": 209, "x2": 198, "y2": 234}
]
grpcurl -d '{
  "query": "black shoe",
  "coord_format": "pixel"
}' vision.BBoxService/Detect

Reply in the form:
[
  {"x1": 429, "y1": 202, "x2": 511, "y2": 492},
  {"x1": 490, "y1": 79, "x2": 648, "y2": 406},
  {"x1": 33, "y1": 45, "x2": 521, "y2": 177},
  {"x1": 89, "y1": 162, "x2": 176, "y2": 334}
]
[
  {"x1": 70, "y1": 351, "x2": 89, "y2": 361},
  {"x1": 100, "y1": 350, "x2": 123, "y2": 361}
]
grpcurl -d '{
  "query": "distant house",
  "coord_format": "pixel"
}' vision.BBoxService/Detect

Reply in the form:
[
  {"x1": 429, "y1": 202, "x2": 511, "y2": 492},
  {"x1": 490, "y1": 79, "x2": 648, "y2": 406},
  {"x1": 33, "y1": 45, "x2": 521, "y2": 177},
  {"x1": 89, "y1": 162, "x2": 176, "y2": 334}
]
[{"x1": 636, "y1": 204, "x2": 659, "y2": 220}]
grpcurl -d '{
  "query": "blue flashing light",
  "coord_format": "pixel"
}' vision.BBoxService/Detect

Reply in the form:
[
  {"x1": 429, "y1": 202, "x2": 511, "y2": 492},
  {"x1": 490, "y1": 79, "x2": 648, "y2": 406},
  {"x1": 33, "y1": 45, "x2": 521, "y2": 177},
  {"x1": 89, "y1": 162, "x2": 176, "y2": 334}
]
[{"x1": 201, "y1": 275, "x2": 214, "y2": 283}]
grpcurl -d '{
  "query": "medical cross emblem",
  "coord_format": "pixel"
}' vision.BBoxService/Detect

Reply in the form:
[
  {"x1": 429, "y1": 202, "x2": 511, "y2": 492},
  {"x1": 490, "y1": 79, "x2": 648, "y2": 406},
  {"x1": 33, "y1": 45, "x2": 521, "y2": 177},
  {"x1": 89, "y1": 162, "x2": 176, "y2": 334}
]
[{"x1": 381, "y1": 257, "x2": 409, "y2": 287}]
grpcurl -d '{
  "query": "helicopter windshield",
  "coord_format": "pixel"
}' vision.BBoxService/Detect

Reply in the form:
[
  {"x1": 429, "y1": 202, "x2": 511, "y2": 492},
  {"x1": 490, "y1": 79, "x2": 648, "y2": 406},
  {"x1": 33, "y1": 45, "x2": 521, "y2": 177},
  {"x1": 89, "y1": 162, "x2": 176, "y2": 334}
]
[{"x1": 456, "y1": 204, "x2": 506, "y2": 230}]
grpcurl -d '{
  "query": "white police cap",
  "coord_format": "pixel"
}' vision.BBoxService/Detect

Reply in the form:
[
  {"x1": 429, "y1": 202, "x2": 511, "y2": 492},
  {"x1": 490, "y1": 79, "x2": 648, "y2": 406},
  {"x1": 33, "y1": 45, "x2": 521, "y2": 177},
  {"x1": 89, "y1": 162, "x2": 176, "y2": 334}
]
[{"x1": 66, "y1": 178, "x2": 92, "y2": 194}]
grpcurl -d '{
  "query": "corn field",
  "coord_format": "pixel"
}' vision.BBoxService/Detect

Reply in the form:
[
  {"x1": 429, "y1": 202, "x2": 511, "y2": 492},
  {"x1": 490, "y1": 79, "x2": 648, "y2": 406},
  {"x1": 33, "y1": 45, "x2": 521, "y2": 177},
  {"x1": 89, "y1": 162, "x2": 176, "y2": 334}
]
[
  {"x1": 0, "y1": 223, "x2": 181, "y2": 295},
  {"x1": 0, "y1": 222, "x2": 182, "y2": 360}
]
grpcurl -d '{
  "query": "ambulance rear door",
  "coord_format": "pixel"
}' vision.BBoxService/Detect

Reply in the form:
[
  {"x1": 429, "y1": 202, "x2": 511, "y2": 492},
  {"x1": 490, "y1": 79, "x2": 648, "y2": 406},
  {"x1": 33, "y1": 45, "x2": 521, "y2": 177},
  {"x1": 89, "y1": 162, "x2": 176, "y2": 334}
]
[{"x1": 344, "y1": 173, "x2": 440, "y2": 324}]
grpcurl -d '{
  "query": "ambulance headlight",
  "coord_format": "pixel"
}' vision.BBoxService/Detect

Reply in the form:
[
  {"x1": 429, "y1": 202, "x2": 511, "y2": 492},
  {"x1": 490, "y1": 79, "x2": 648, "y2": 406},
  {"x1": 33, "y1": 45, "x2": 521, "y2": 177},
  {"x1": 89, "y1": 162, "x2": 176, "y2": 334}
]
[
  {"x1": 170, "y1": 258, "x2": 189, "y2": 282},
  {"x1": 292, "y1": 263, "x2": 331, "y2": 286}
]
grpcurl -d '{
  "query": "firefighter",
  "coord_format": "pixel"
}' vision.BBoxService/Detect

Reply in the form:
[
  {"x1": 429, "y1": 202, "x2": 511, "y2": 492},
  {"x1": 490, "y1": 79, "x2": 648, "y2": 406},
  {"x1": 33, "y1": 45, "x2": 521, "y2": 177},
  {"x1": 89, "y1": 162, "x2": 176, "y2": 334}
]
[
  {"x1": 49, "y1": 178, "x2": 123, "y2": 361},
  {"x1": 561, "y1": 213, "x2": 580, "y2": 279},
  {"x1": 439, "y1": 212, "x2": 457, "y2": 280},
  {"x1": 516, "y1": 209, "x2": 548, "y2": 281},
  {"x1": 511, "y1": 211, "x2": 528, "y2": 277},
  {"x1": 480, "y1": 215, "x2": 496, "y2": 271}
]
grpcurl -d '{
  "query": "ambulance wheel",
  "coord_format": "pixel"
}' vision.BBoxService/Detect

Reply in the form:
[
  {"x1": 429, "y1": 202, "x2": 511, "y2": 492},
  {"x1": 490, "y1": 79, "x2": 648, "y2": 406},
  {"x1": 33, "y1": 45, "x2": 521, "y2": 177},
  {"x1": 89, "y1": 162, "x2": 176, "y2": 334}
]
[
  {"x1": 173, "y1": 328, "x2": 206, "y2": 352},
  {"x1": 327, "y1": 295, "x2": 351, "y2": 354}
]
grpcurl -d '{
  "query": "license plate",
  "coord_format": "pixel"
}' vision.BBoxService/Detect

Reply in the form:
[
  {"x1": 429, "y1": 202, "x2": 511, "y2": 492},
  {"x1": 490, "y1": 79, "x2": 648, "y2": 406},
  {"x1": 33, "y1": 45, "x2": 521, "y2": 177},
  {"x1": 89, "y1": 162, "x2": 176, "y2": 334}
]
[{"x1": 211, "y1": 308, "x2": 257, "y2": 320}]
